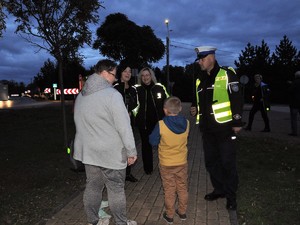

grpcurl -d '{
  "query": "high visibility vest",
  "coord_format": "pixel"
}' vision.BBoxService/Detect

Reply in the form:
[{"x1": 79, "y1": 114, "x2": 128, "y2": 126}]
[{"x1": 195, "y1": 68, "x2": 233, "y2": 124}]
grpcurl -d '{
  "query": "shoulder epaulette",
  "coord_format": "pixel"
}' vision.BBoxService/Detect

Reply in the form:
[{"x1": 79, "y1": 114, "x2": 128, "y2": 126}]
[{"x1": 221, "y1": 66, "x2": 236, "y2": 74}]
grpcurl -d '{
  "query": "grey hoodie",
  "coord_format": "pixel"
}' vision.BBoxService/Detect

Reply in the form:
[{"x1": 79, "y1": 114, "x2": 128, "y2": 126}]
[{"x1": 73, "y1": 73, "x2": 137, "y2": 169}]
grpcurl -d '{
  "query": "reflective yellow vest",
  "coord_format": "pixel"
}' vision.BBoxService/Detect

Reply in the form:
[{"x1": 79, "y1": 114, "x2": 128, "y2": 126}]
[{"x1": 195, "y1": 68, "x2": 233, "y2": 124}]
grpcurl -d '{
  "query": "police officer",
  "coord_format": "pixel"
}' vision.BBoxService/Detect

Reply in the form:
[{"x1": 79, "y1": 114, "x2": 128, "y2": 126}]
[{"x1": 190, "y1": 46, "x2": 243, "y2": 210}]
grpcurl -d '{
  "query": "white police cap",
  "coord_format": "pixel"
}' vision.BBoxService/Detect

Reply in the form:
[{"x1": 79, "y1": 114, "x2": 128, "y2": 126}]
[{"x1": 195, "y1": 46, "x2": 217, "y2": 61}]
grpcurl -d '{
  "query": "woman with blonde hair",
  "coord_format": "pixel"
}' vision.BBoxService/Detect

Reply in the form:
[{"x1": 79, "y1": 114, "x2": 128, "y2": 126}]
[{"x1": 134, "y1": 67, "x2": 169, "y2": 174}]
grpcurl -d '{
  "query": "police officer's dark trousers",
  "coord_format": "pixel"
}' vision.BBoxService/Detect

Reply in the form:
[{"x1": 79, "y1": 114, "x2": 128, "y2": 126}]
[{"x1": 202, "y1": 129, "x2": 239, "y2": 200}]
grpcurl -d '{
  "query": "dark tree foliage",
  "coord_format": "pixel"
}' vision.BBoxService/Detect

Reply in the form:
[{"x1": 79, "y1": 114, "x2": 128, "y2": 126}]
[
  {"x1": 270, "y1": 35, "x2": 300, "y2": 102},
  {"x1": 34, "y1": 59, "x2": 57, "y2": 90},
  {"x1": 33, "y1": 58, "x2": 88, "y2": 95},
  {"x1": 234, "y1": 35, "x2": 300, "y2": 103},
  {"x1": 171, "y1": 65, "x2": 193, "y2": 102},
  {"x1": 93, "y1": 13, "x2": 165, "y2": 68},
  {"x1": 234, "y1": 42, "x2": 256, "y2": 76},
  {"x1": 0, "y1": 79, "x2": 25, "y2": 95},
  {"x1": 0, "y1": 0, "x2": 6, "y2": 38},
  {"x1": 5, "y1": 0, "x2": 102, "y2": 147},
  {"x1": 254, "y1": 40, "x2": 271, "y2": 76}
]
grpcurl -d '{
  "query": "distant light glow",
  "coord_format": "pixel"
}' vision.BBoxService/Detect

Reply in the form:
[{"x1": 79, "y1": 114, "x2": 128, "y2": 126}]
[{"x1": 0, "y1": 100, "x2": 13, "y2": 108}]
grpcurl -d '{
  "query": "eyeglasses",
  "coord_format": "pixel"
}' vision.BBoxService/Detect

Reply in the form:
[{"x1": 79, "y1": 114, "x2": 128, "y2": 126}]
[{"x1": 107, "y1": 71, "x2": 116, "y2": 77}]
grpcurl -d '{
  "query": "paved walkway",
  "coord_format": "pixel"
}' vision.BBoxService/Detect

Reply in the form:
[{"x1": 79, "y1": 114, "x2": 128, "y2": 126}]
[{"x1": 45, "y1": 103, "x2": 299, "y2": 225}]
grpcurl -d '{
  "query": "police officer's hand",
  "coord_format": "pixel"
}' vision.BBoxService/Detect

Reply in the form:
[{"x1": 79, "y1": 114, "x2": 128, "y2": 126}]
[
  {"x1": 128, "y1": 156, "x2": 137, "y2": 166},
  {"x1": 232, "y1": 127, "x2": 242, "y2": 134},
  {"x1": 190, "y1": 107, "x2": 197, "y2": 117}
]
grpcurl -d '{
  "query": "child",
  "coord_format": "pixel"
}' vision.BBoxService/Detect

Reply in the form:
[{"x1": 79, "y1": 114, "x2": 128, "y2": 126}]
[{"x1": 149, "y1": 96, "x2": 190, "y2": 224}]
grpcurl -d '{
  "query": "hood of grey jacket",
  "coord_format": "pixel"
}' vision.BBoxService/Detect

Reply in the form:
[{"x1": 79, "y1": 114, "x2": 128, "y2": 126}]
[{"x1": 81, "y1": 73, "x2": 111, "y2": 96}]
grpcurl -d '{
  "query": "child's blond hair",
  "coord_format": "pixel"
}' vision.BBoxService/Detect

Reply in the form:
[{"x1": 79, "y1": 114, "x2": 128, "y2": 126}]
[{"x1": 164, "y1": 96, "x2": 182, "y2": 114}]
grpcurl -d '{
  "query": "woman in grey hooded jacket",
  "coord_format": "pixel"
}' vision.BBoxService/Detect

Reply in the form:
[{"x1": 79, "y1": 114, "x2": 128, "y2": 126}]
[{"x1": 73, "y1": 59, "x2": 137, "y2": 225}]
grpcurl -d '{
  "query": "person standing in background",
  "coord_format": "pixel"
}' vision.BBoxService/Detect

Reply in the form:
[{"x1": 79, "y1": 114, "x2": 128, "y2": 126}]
[
  {"x1": 245, "y1": 74, "x2": 271, "y2": 132},
  {"x1": 134, "y1": 67, "x2": 169, "y2": 175},
  {"x1": 73, "y1": 59, "x2": 137, "y2": 225},
  {"x1": 288, "y1": 71, "x2": 300, "y2": 136},
  {"x1": 114, "y1": 62, "x2": 138, "y2": 182}
]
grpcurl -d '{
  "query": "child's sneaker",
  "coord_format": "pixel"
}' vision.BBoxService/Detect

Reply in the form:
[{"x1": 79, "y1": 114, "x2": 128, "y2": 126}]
[
  {"x1": 163, "y1": 212, "x2": 173, "y2": 224},
  {"x1": 175, "y1": 209, "x2": 187, "y2": 220},
  {"x1": 100, "y1": 200, "x2": 109, "y2": 208}
]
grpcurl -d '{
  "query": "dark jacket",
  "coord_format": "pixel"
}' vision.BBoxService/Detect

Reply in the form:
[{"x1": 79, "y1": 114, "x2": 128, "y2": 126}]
[
  {"x1": 252, "y1": 81, "x2": 271, "y2": 110},
  {"x1": 135, "y1": 82, "x2": 168, "y2": 131},
  {"x1": 288, "y1": 78, "x2": 300, "y2": 109},
  {"x1": 192, "y1": 62, "x2": 243, "y2": 132},
  {"x1": 113, "y1": 82, "x2": 138, "y2": 113}
]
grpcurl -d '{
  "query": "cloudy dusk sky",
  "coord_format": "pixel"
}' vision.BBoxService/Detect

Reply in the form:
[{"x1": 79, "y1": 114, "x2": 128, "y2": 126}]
[{"x1": 0, "y1": 0, "x2": 299, "y2": 84}]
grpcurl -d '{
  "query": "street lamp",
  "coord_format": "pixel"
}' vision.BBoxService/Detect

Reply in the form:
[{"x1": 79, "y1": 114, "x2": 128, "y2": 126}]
[{"x1": 165, "y1": 19, "x2": 170, "y2": 93}]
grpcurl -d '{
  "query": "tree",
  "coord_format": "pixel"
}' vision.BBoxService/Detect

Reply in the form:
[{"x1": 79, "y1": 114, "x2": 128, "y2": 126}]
[
  {"x1": 270, "y1": 35, "x2": 300, "y2": 102},
  {"x1": 0, "y1": 0, "x2": 7, "y2": 37},
  {"x1": 34, "y1": 59, "x2": 57, "y2": 90},
  {"x1": 271, "y1": 35, "x2": 299, "y2": 78},
  {"x1": 0, "y1": 79, "x2": 25, "y2": 95},
  {"x1": 169, "y1": 65, "x2": 193, "y2": 102},
  {"x1": 93, "y1": 13, "x2": 165, "y2": 68},
  {"x1": 254, "y1": 40, "x2": 271, "y2": 75},
  {"x1": 5, "y1": 0, "x2": 102, "y2": 147},
  {"x1": 235, "y1": 35, "x2": 300, "y2": 103},
  {"x1": 234, "y1": 42, "x2": 256, "y2": 76}
]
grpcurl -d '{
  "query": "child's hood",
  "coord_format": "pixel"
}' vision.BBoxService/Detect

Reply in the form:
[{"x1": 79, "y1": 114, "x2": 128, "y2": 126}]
[{"x1": 162, "y1": 115, "x2": 187, "y2": 134}]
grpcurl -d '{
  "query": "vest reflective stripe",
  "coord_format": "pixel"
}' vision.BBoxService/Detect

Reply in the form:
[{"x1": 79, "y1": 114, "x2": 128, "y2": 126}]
[
  {"x1": 156, "y1": 83, "x2": 170, "y2": 98},
  {"x1": 132, "y1": 84, "x2": 141, "y2": 117},
  {"x1": 195, "y1": 68, "x2": 233, "y2": 124},
  {"x1": 195, "y1": 79, "x2": 201, "y2": 124},
  {"x1": 212, "y1": 102, "x2": 232, "y2": 121},
  {"x1": 214, "y1": 110, "x2": 232, "y2": 119},
  {"x1": 212, "y1": 101, "x2": 230, "y2": 110}
]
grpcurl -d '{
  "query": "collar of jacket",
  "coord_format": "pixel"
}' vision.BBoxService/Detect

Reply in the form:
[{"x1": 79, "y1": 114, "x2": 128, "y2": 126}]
[{"x1": 141, "y1": 81, "x2": 155, "y2": 89}]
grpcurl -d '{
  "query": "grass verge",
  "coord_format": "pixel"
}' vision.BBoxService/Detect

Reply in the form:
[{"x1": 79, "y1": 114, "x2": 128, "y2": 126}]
[
  {"x1": 0, "y1": 104, "x2": 86, "y2": 225},
  {"x1": 237, "y1": 136, "x2": 300, "y2": 225}
]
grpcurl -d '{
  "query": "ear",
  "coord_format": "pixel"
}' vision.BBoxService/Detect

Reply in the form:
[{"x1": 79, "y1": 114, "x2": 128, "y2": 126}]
[{"x1": 163, "y1": 108, "x2": 168, "y2": 115}]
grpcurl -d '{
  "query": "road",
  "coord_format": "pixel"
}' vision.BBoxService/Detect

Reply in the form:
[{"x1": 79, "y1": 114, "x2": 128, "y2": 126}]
[{"x1": 0, "y1": 97, "x2": 67, "y2": 110}]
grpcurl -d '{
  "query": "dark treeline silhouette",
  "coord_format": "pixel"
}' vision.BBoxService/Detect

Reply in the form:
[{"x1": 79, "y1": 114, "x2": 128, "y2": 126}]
[
  {"x1": 234, "y1": 35, "x2": 300, "y2": 104},
  {"x1": 3, "y1": 30, "x2": 299, "y2": 104}
]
